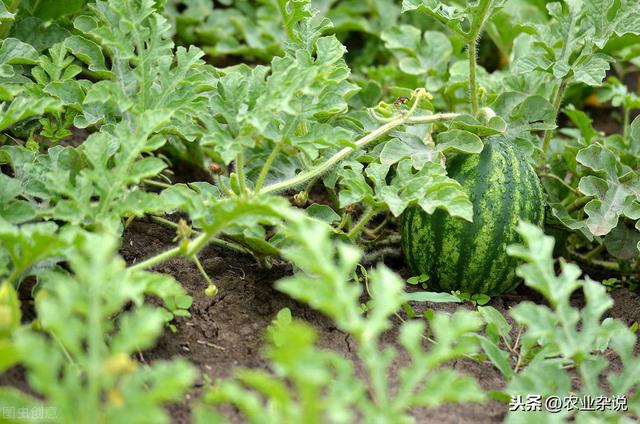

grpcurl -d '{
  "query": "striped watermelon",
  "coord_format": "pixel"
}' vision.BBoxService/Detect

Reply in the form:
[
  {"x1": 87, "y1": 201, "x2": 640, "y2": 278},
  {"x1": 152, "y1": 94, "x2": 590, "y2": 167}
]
[{"x1": 401, "y1": 138, "x2": 544, "y2": 295}]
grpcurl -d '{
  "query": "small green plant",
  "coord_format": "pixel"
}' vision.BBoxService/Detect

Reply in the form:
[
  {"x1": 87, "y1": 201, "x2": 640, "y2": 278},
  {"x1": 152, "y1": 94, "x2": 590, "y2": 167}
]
[
  {"x1": 478, "y1": 222, "x2": 640, "y2": 421},
  {"x1": 0, "y1": 232, "x2": 196, "y2": 423},
  {"x1": 197, "y1": 217, "x2": 484, "y2": 423}
]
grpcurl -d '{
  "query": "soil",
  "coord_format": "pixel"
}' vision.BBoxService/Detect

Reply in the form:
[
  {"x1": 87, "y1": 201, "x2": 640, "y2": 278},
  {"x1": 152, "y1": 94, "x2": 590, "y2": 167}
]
[
  {"x1": 114, "y1": 219, "x2": 640, "y2": 423},
  {"x1": 1, "y1": 213, "x2": 639, "y2": 423}
]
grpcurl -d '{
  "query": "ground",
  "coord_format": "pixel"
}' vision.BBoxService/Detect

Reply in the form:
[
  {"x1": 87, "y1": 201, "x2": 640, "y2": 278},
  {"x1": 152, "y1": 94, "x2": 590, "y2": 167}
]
[{"x1": 112, "y1": 218, "x2": 640, "y2": 423}]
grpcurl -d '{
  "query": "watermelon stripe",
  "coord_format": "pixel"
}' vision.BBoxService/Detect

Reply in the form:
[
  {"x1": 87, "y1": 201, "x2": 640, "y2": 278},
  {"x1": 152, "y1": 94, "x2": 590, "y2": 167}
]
[
  {"x1": 439, "y1": 212, "x2": 464, "y2": 290},
  {"x1": 502, "y1": 143, "x2": 527, "y2": 293},
  {"x1": 497, "y1": 142, "x2": 528, "y2": 293},
  {"x1": 528, "y1": 164, "x2": 545, "y2": 224},
  {"x1": 401, "y1": 209, "x2": 416, "y2": 274},
  {"x1": 477, "y1": 144, "x2": 515, "y2": 294},
  {"x1": 430, "y1": 209, "x2": 448, "y2": 285},
  {"x1": 404, "y1": 207, "x2": 423, "y2": 277},
  {"x1": 440, "y1": 154, "x2": 481, "y2": 291},
  {"x1": 493, "y1": 145, "x2": 513, "y2": 293},
  {"x1": 498, "y1": 141, "x2": 537, "y2": 291},
  {"x1": 402, "y1": 137, "x2": 545, "y2": 295},
  {"x1": 416, "y1": 210, "x2": 434, "y2": 277},
  {"x1": 454, "y1": 142, "x2": 494, "y2": 293}
]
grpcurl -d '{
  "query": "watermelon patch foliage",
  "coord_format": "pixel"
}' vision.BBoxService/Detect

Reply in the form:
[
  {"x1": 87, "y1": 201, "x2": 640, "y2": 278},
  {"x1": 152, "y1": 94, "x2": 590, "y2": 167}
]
[{"x1": 0, "y1": 0, "x2": 640, "y2": 422}]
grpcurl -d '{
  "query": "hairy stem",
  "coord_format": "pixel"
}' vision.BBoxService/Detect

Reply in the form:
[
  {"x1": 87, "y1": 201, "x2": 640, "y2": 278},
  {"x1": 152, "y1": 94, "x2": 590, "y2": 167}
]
[
  {"x1": 129, "y1": 245, "x2": 182, "y2": 272},
  {"x1": 142, "y1": 178, "x2": 171, "y2": 189},
  {"x1": 215, "y1": 174, "x2": 234, "y2": 197},
  {"x1": 254, "y1": 143, "x2": 282, "y2": 194},
  {"x1": 466, "y1": 0, "x2": 494, "y2": 116},
  {"x1": 301, "y1": 176, "x2": 319, "y2": 198},
  {"x1": 566, "y1": 195, "x2": 593, "y2": 213},
  {"x1": 468, "y1": 40, "x2": 479, "y2": 115},
  {"x1": 128, "y1": 230, "x2": 215, "y2": 272},
  {"x1": 539, "y1": 173, "x2": 580, "y2": 195},
  {"x1": 235, "y1": 152, "x2": 248, "y2": 195},
  {"x1": 149, "y1": 216, "x2": 251, "y2": 256},
  {"x1": 540, "y1": 79, "x2": 568, "y2": 167},
  {"x1": 348, "y1": 208, "x2": 379, "y2": 240},
  {"x1": 1, "y1": 268, "x2": 21, "y2": 288},
  {"x1": 568, "y1": 244, "x2": 620, "y2": 272},
  {"x1": 131, "y1": 98, "x2": 458, "y2": 270},
  {"x1": 184, "y1": 232, "x2": 212, "y2": 258},
  {"x1": 584, "y1": 243, "x2": 605, "y2": 261},
  {"x1": 261, "y1": 112, "x2": 460, "y2": 195},
  {"x1": 276, "y1": 0, "x2": 294, "y2": 40},
  {"x1": 193, "y1": 255, "x2": 214, "y2": 286},
  {"x1": 623, "y1": 105, "x2": 630, "y2": 145},
  {"x1": 335, "y1": 212, "x2": 350, "y2": 232}
]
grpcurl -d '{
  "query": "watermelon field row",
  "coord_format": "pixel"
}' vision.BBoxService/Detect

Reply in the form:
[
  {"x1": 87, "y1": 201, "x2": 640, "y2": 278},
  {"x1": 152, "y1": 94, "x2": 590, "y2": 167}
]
[{"x1": 0, "y1": 0, "x2": 639, "y2": 423}]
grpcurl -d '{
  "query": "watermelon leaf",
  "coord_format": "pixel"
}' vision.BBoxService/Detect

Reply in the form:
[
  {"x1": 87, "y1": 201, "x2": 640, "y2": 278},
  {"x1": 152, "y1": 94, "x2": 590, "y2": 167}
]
[
  {"x1": 477, "y1": 335, "x2": 514, "y2": 378},
  {"x1": 381, "y1": 25, "x2": 452, "y2": 78},
  {"x1": 573, "y1": 142, "x2": 640, "y2": 237},
  {"x1": 0, "y1": 3, "x2": 15, "y2": 22},
  {"x1": 3, "y1": 233, "x2": 197, "y2": 423},
  {"x1": 371, "y1": 159, "x2": 473, "y2": 220},
  {"x1": 604, "y1": 224, "x2": 640, "y2": 260},
  {"x1": 18, "y1": 0, "x2": 88, "y2": 20},
  {"x1": 406, "y1": 291, "x2": 462, "y2": 303},
  {"x1": 502, "y1": 222, "x2": 640, "y2": 420}
]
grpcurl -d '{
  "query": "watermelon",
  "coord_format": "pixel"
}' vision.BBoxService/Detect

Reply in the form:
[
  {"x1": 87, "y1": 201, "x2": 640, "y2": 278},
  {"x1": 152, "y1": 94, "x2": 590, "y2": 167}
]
[{"x1": 401, "y1": 138, "x2": 544, "y2": 295}]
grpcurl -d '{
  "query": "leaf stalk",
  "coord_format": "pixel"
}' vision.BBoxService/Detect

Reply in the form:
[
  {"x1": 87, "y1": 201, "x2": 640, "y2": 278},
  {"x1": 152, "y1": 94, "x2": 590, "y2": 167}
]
[
  {"x1": 261, "y1": 112, "x2": 460, "y2": 195},
  {"x1": 348, "y1": 208, "x2": 380, "y2": 240},
  {"x1": 539, "y1": 79, "x2": 568, "y2": 167},
  {"x1": 254, "y1": 143, "x2": 282, "y2": 194}
]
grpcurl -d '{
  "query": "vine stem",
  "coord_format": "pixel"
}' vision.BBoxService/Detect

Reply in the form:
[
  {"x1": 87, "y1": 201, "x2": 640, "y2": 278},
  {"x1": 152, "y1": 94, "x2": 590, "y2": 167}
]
[
  {"x1": 276, "y1": 0, "x2": 294, "y2": 40},
  {"x1": 348, "y1": 208, "x2": 380, "y2": 240},
  {"x1": 623, "y1": 105, "x2": 630, "y2": 145},
  {"x1": 584, "y1": 244, "x2": 605, "y2": 261},
  {"x1": 142, "y1": 178, "x2": 171, "y2": 189},
  {"x1": 466, "y1": 0, "x2": 493, "y2": 116},
  {"x1": 149, "y1": 216, "x2": 252, "y2": 255},
  {"x1": 539, "y1": 79, "x2": 568, "y2": 168},
  {"x1": 128, "y1": 231, "x2": 214, "y2": 272},
  {"x1": 261, "y1": 112, "x2": 460, "y2": 195},
  {"x1": 235, "y1": 152, "x2": 248, "y2": 195},
  {"x1": 567, "y1": 243, "x2": 621, "y2": 272},
  {"x1": 254, "y1": 143, "x2": 281, "y2": 194},
  {"x1": 468, "y1": 40, "x2": 479, "y2": 115},
  {"x1": 129, "y1": 219, "x2": 252, "y2": 272},
  {"x1": 512, "y1": 326, "x2": 524, "y2": 373},
  {"x1": 539, "y1": 173, "x2": 580, "y2": 195},
  {"x1": 128, "y1": 245, "x2": 182, "y2": 272},
  {"x1": 566, "y1": 195, "x2": 593, "y2": 213},
  {"x1": 1, "y1": 268, "x2": 21, "y2": 288},
  {"x1": 130, "y1": 101, "x2": 459, "y2": 272},
  {"x1": 193, "y1": 255, "x2": 214, "y2": 286}
]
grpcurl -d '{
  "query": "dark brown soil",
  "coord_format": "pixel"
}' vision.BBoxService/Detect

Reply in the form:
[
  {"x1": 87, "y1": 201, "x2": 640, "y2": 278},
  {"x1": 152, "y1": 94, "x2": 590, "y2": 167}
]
[
  {"x1": 1, "y1": 217, "x2": 638, "y2": 424},
  {"x1": 114, "y1": 219, "x2": 640, "y2": 423}
]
